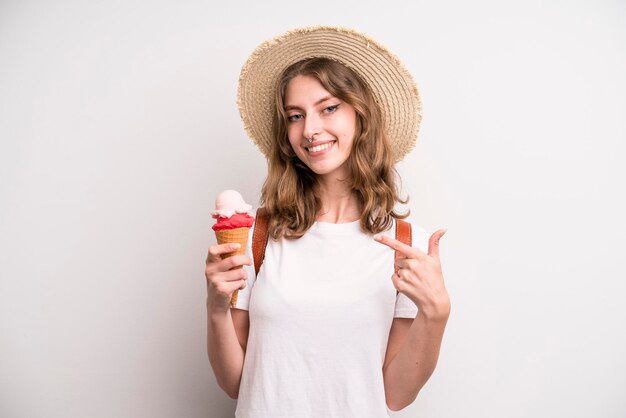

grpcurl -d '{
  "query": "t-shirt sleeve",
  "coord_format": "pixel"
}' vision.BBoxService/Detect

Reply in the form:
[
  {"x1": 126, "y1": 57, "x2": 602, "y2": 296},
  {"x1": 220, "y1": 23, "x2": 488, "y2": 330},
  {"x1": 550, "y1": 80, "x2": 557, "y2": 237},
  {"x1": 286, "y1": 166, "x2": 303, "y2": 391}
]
[
  {"x1": 393, "y1": 222, "x2": 430, "y2": 318},
  {"x1": 230, "y1": 223, "x2": 257, "y2": 311}
]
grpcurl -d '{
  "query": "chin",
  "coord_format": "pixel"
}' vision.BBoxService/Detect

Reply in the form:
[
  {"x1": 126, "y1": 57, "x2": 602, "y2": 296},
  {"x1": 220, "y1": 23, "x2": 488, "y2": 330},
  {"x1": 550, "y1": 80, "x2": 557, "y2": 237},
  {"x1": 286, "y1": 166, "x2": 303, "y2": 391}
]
[
  {"x1": 309, "y1": 163, "x2": 349, "y2": 178},
  {"x1": 294, "y1": 152, "x2": 350, "y2": 177}
]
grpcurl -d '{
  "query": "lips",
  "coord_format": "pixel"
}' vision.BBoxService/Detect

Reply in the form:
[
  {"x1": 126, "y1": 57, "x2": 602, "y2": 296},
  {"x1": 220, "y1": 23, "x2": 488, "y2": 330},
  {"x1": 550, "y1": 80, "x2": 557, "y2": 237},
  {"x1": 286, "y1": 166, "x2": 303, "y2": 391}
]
[{"x1": 305, "y1": 140, "x2": 336, "y2": 154}]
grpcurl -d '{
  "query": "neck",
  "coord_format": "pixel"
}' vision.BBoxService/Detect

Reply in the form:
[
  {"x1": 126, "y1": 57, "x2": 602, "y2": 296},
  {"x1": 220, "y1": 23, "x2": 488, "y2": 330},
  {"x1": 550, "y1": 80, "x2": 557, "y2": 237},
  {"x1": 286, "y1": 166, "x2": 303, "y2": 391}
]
[{"x1": 314, "y1": 174, "x2": 361, "y2": 223}]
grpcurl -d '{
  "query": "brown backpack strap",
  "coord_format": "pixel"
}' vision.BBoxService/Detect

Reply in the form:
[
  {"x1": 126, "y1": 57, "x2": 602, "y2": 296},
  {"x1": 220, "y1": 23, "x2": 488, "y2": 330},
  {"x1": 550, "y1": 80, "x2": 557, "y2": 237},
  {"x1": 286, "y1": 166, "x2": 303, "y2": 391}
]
[
  {"x1": 395, "y1": 219, "x2": 412, "y2": 253},
  {"x1": 395, "y1": 219, "x2": 413, "y2": 295},
  {"x1": 252, "y1": 207, "x2": 270, "y2": 276}
]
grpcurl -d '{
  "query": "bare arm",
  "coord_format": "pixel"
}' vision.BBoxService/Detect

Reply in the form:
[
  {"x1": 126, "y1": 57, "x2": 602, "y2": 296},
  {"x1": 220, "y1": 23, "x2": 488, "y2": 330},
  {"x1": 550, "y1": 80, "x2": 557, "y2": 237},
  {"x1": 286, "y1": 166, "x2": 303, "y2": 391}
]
[
  {"x1": 205, "y1": 243, "x2": 252, "y2": 399},
  {"x1": 374, "y1": 228, "x2": 450, "y2": 411},
  {"x1": 383, "y1": 306, "x2": 450, "y2": 411},
  {"x1": 206, "y1": 305, "x2": 247, "y2": 399}
]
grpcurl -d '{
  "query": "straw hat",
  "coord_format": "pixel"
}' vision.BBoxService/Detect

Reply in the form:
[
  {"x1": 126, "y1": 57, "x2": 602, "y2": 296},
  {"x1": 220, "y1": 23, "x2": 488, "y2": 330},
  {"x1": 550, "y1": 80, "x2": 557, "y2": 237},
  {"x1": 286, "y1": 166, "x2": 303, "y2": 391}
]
[{"x1": 237, "y1": 25, "x2": 421, "y2": 162}]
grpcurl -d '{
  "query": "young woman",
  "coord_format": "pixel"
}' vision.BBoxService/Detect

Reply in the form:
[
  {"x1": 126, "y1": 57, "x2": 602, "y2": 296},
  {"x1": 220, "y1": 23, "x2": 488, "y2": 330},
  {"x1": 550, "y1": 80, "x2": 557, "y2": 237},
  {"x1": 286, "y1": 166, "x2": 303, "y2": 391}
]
[{"x1": 205, "y1": 26, "x2": 450, "y2": 417}]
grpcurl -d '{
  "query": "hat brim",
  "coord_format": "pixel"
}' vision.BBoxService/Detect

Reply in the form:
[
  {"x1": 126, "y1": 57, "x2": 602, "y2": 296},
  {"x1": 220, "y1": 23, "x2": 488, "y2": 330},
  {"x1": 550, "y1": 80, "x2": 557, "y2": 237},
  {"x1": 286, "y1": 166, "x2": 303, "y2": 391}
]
[{"x1": 237, "y1": 25, "x2": 422, "y2": 162}]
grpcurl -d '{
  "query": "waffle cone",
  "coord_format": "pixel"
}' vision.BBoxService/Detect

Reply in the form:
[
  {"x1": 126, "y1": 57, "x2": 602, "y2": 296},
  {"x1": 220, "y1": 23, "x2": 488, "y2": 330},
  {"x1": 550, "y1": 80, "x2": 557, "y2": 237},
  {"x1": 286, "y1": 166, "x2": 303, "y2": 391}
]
[{"x1": 215, "y1": 227, "x2": 250, "y2": 308}]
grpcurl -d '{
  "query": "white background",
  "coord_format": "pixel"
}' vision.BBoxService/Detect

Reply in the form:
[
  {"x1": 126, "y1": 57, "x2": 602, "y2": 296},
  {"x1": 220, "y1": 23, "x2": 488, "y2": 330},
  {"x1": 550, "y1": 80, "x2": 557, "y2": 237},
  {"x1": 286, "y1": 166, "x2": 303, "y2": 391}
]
[{"x1": 1, "y1": 0, "x2": 625, "y2": 417}]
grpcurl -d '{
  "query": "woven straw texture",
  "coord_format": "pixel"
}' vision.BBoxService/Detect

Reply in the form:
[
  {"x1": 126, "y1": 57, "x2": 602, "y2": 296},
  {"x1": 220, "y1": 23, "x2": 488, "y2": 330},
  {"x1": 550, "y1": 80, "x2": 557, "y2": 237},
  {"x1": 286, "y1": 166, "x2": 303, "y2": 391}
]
[
  {"x1": 237, "y1": 26, "x2": 422, "y2": 163},
  {"x1": 215, "y1": 227, "x2": 250, "y2": 308}
]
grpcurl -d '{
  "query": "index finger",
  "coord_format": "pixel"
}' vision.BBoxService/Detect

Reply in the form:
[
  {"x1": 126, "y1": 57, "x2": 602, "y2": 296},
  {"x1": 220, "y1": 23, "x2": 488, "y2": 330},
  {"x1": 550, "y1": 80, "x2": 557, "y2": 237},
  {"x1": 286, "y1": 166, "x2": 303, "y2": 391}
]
[
  {"x1": 373, "y1": 233, "x2": 423, "y2": 259},
  {"x1": 206, "y1": 243, "x2": 243, "y2": 264}
]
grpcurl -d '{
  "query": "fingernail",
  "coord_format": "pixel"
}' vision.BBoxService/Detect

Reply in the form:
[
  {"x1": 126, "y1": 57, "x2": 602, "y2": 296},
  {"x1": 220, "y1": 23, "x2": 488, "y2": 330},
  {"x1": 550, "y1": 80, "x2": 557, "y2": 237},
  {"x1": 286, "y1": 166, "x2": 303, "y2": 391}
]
[
  {"x1": 231, "y1": 243, "x2": 241, "y2": 249},
  {"x1": 373, "y1": 234, "x2": 381, "y2": 241}
]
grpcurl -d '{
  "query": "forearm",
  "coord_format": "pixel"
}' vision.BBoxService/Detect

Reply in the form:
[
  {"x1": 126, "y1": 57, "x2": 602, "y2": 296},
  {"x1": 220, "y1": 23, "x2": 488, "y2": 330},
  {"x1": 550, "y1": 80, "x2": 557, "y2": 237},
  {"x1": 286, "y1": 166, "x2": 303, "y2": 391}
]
[
  {"x1": 383, "y1": 307, "x2": 450, "y2": 411},
  {"x1": 206, "y1": 302, "x2": 245, "y2": 399}
]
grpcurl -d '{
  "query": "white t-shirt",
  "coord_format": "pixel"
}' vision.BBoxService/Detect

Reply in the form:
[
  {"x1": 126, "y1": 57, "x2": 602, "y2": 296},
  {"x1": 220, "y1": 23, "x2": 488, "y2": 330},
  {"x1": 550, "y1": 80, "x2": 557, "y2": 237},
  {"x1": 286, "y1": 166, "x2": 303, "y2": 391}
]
[{"x1": 231, "y1": 216, "x2": 429, "y2": 418}]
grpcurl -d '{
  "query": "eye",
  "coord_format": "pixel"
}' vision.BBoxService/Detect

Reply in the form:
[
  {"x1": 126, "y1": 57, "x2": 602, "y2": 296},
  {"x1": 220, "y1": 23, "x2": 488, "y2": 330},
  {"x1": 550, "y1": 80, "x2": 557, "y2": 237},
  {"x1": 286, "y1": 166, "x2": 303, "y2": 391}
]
[
  {"x1": 287, "y1": 114, "x2": 303, "y2": 122},
  {"x1": 324, "y1": 104, "x2": 340, "y2": 114}
]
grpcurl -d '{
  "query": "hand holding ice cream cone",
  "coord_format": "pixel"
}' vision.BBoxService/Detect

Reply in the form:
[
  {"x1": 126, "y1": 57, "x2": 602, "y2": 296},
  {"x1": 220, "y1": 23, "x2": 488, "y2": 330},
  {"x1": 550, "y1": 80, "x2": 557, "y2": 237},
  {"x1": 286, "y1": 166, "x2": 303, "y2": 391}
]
[{"x1": 205, "y1": 243, "x2": 252, "y2": 312}]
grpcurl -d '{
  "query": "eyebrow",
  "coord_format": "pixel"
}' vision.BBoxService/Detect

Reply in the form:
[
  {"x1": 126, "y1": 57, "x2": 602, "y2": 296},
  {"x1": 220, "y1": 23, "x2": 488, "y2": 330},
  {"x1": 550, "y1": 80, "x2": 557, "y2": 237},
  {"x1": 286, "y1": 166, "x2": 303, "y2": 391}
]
[{"x1": 284, "y1": 95, "x2": 334, "y2": 111}]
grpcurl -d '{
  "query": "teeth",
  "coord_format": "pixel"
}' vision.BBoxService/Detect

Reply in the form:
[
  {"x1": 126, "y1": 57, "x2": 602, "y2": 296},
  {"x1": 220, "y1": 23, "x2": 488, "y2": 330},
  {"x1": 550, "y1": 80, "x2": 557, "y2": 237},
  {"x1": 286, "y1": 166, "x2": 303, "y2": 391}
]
[{"x1": 308, "y1": 142, "x2": 334, "y2": 153}]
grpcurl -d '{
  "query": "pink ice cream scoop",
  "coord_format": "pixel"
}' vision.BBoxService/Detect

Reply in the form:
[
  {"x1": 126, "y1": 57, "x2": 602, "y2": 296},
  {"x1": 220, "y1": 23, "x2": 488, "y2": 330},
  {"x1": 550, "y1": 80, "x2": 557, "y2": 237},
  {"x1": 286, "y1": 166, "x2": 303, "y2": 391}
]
[{"x1": 212, "y1": 190, "x2": 255, "y2": 231}]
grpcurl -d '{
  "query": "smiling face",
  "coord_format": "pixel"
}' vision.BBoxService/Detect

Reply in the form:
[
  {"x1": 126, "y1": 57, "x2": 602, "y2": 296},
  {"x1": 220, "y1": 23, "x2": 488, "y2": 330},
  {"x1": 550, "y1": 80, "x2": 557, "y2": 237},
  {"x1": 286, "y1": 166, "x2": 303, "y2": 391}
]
[{"x1": 283, "y1": 74, "x2": 357, "y2": 179}]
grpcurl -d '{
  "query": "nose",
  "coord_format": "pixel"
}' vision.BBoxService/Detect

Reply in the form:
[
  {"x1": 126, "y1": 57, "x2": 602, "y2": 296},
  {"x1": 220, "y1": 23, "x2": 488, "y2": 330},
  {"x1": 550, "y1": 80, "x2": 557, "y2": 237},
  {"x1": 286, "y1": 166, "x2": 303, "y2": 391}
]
[{"x1": 302, "y1": 113, "x2": 322, "y2": 142}]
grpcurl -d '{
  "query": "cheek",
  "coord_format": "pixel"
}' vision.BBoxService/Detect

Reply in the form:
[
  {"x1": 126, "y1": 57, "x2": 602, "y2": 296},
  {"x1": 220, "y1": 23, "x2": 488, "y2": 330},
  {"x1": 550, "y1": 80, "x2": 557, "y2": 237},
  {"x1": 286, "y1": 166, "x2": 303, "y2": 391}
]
[
  {"x1": 342, "y1": 116, "x2": 357, "y2": 140},
  {"x1": 287, "y1": 125, "x2": 301, "y2": 144},
  {"x1": 343, "y1": 135, "x2": 355, "y2": 152},
  {"x1": 286, "y1": 133, "x2": 299, "y2": 151},
  {"x1": 342, "y1": 122, "x2": 356, "y2": 144},
  {"x1": 286, "y1": 136, "x2": 304, "y2": 159}
]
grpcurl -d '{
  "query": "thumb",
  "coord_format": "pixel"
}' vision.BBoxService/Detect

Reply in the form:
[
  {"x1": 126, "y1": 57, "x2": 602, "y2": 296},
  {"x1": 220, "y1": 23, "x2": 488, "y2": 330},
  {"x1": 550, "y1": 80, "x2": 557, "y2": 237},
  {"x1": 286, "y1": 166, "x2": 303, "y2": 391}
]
[{"x1": 428, "y1": 228, "x2": 447, "y2": 258}]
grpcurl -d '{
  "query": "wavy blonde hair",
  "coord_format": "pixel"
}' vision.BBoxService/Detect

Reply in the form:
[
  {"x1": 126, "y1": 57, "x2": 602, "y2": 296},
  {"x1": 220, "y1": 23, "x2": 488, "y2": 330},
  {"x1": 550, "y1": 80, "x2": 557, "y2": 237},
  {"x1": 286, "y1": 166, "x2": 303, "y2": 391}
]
[{"x1": 261, "y1": 57, "x2": 409, "y2": 239}]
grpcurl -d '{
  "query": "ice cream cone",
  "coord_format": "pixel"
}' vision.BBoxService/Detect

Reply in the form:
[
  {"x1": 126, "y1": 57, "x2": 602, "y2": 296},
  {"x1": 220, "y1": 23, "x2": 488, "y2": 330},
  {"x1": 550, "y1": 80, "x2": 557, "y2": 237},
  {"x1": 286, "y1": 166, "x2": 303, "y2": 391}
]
[
  {"x1": 212, "y1": 190, "x2": 255, "y2": 309},
  {"x1": 215, "y1": 227, "x2": 250, "y2": 308}
]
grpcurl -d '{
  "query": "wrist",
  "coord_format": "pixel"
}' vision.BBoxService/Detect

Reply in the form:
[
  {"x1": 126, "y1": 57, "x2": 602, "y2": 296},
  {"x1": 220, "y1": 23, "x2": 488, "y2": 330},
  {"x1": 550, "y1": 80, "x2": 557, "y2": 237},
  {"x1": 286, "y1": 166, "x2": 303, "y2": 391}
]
[
  {"x1": 208, "y1": 308, "x2": 231, "y2": 325},
  {"x1": 206, "y1": 296, "x2": 230, "y2": 317},
  {"x1": 418, "y1": 298, "x2": 451, "y2": 322}
]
